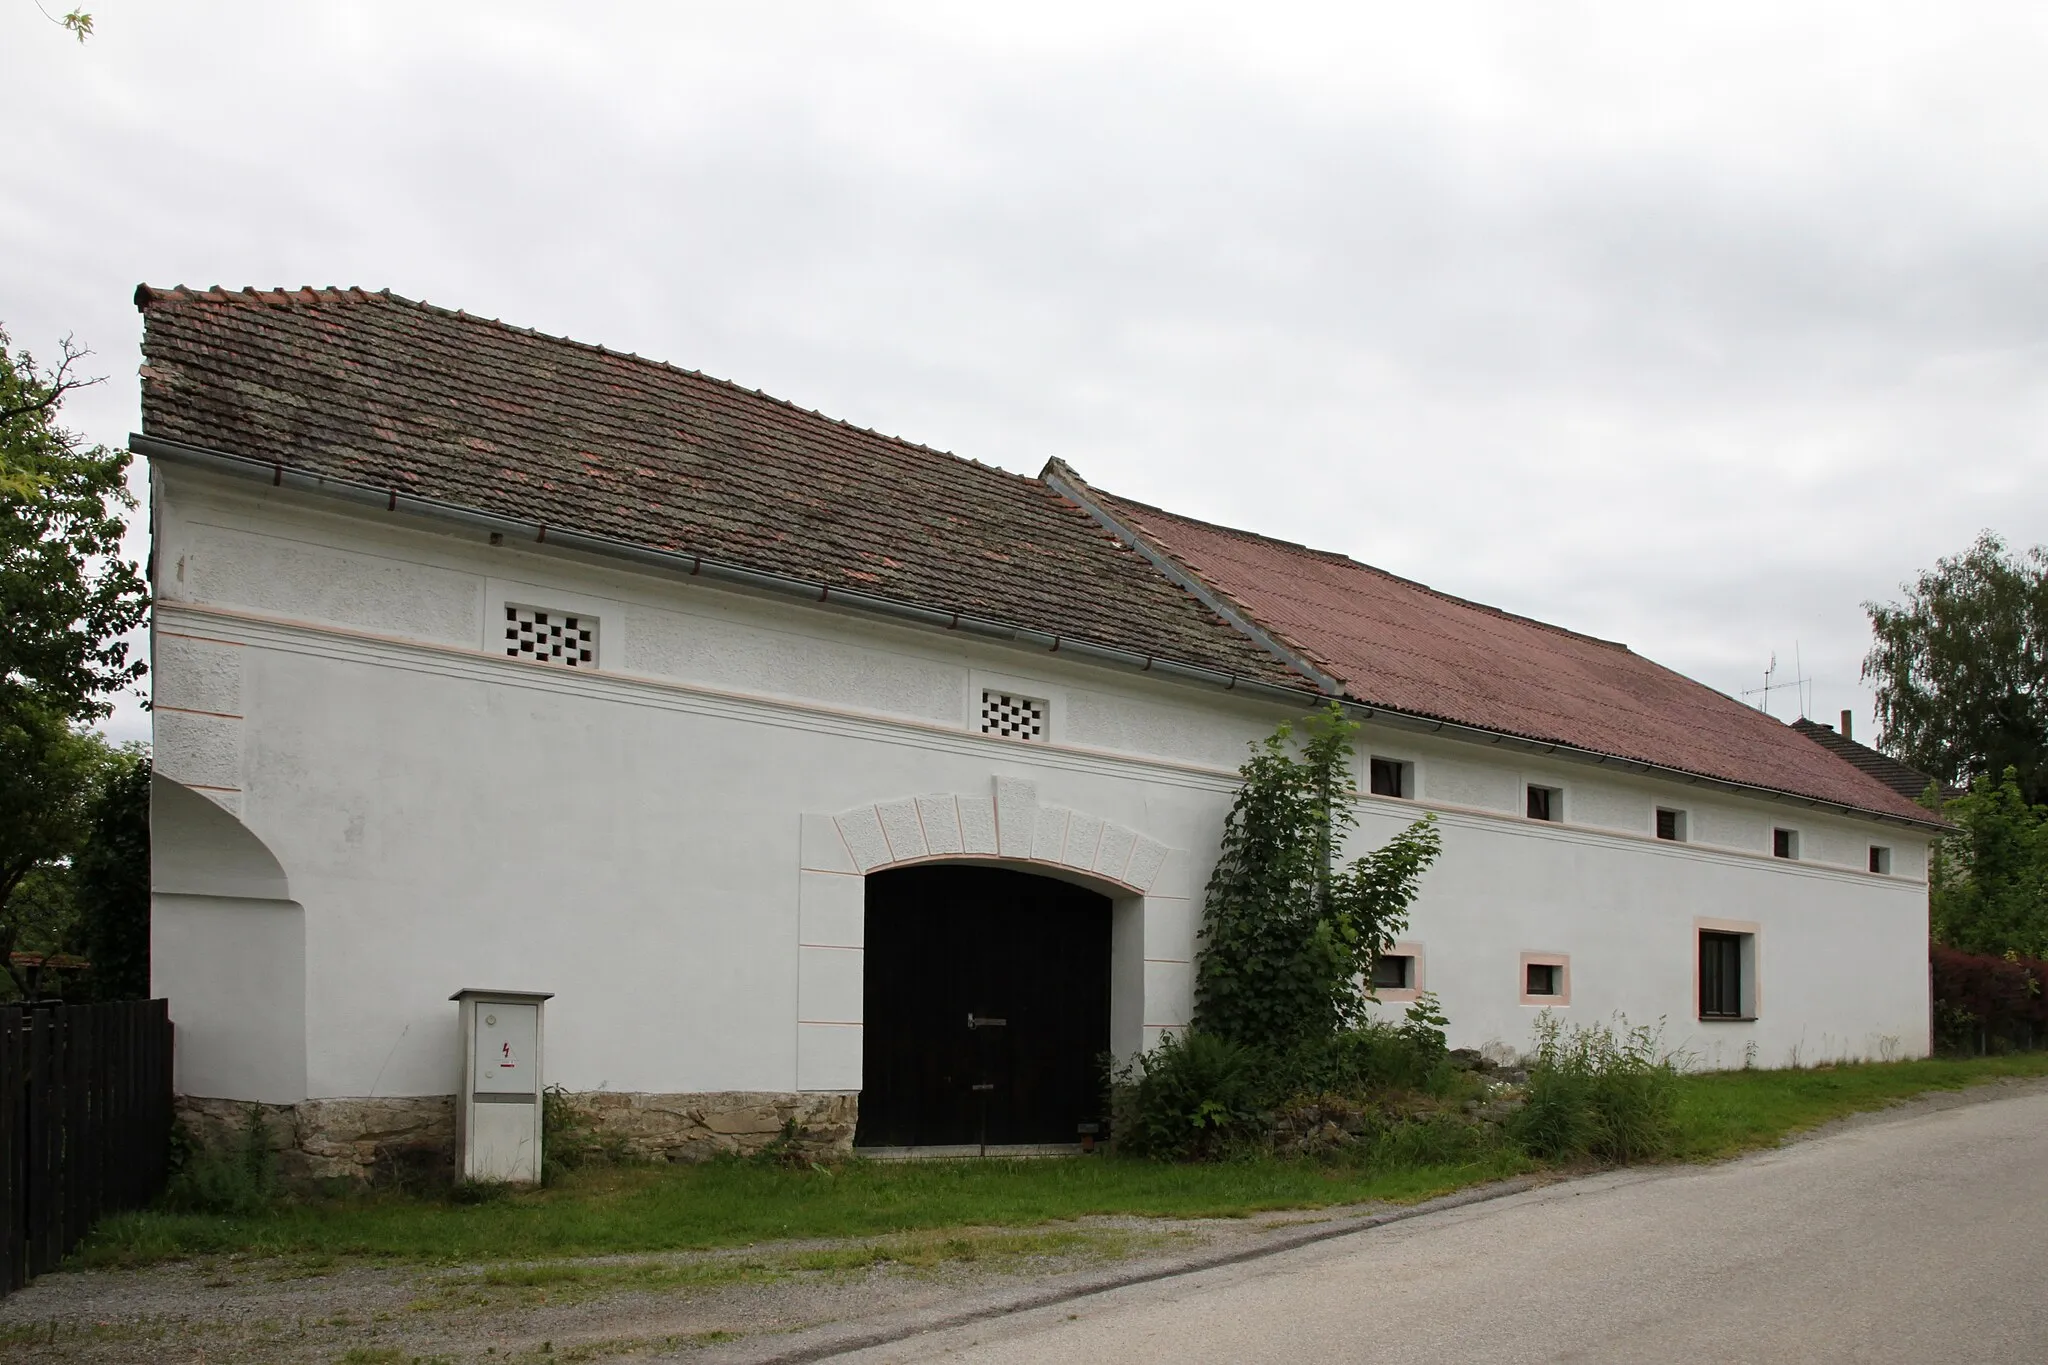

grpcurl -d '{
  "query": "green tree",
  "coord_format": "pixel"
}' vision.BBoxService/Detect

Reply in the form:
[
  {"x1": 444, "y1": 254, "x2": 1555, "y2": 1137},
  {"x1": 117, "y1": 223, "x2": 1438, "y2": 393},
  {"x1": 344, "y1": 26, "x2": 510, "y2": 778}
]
[
  {"x1": 0, "y1": 720, "x2": 119, "y2": 995},
  {"x1": 1, "y1": 328, "x2": 149, "y2": 998},
  {"x1": 1193, "y1": 703, "x2": 1441, "y2": 1050},
  {"x1": 1, "y1": 329, "x2": 147, "y2": 726},
  {"x1": 1864, "y1": 533, "x2": 2048, "y2": 802},
  {"x1": 74, "y1": 748, "x2": 151, "y2": 1000},
  {"x1": 1929, "y1": 768, "x2": 2048, "y2": 959}
]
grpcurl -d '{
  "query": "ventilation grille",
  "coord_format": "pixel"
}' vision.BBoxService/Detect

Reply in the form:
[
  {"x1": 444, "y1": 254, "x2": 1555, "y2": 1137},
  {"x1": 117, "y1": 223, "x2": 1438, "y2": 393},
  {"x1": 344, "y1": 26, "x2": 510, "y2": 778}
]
[
  {"x1": 980, "y1": 690, "x2": 1047, "y2": 742},
  {"x1": 505, "y1": 605, "x2": 597, "y2": 668}
]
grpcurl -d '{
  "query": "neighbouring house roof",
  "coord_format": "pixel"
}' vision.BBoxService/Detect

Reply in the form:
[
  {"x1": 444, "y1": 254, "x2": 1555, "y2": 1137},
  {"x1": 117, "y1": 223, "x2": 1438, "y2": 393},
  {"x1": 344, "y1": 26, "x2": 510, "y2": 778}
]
[
  {"x1": 1790, "y1": 719, "x2": 1954, "y2": 808},
  {"x1": 1061, "y1": 472, "x2": 1943, "y2": 827},
  {"x1": 132, "y1": 286, "x2": 1303, "y2": 690}
]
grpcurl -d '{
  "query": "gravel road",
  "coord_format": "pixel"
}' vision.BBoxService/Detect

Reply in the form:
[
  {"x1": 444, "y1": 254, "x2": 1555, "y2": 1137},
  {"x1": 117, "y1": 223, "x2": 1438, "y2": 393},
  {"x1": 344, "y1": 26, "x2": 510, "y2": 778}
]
[{"x1": 836, "y1": 1082, "x2": 2048, "y2": 1365}]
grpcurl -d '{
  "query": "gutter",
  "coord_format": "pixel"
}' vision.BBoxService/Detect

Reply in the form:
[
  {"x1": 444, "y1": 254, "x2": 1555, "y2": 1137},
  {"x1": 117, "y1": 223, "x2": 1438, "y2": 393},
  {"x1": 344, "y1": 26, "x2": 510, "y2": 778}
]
[
  {"x1": 131, "y1": 433, "x2": 1326, "y2": 710},
  {"x1": 134, "y1": 433, "x2": 1949, "y2": 834}
]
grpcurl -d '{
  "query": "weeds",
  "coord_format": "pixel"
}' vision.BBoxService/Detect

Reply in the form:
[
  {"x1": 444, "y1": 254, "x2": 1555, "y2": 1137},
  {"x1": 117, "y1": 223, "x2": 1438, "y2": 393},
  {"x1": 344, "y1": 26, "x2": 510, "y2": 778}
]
[
  {"x1": 540, "y1": 1086, "x2": 629, "y2": 1181},
  {"x1": 160, "y1": 1104, "x2": 279, "y2": 1216},
  {"x1": 1509, "y1": 1012, "x2": 1680, "y2": 1162}
]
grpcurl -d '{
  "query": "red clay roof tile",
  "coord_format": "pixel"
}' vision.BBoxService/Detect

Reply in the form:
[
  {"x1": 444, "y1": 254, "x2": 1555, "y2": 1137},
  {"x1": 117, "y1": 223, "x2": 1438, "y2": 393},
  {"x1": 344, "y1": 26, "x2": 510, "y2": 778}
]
[
  {"x1": 134, "y1": 285, "x2": 1305, "y2": 690},
  {"x1": 1085, "y1": 483, "x2": 1939, "y2": 826}
]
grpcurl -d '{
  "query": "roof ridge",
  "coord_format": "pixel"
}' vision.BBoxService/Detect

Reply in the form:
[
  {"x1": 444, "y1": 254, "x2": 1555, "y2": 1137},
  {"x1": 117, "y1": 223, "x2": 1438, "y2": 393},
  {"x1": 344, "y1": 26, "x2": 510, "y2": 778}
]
[
  {"x1": 132, "y1": 282, "x2": 1042, "y2": 488},
  {"x1": 1097, "y1": 485, "x2": 1632, "y2": 653}
]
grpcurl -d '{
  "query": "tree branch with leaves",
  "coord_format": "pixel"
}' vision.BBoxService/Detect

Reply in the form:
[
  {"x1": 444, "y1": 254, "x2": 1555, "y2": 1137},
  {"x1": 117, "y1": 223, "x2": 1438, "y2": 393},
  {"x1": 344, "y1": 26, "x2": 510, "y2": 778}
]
[
  {"x1": 0, "y1": 325, "x2": 148, "y2": 997},
  {"x1": 1193, "y1": 702, "x2": 1442, "y2": 1050},
  {"x1": 1864, "y1": 532, "x2": 2048, "y2": 803}
]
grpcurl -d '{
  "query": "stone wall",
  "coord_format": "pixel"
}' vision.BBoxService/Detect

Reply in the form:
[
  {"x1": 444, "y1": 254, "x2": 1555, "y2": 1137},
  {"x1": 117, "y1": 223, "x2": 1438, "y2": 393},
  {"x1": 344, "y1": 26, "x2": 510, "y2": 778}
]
[
  {"x1": 571, "y1": 1090, "x2": 857, "y2": 1163},
  {"x1": 178, "y1": 1094, "x2": 456, "y2": 1186},
  {"x1": 176, "y1": 1089, "x2": 855, "y2": 1188}
]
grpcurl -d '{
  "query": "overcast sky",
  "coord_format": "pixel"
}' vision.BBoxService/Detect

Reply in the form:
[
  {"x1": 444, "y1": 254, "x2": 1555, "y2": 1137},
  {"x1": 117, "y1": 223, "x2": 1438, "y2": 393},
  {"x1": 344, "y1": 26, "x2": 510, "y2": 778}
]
[{"x1": 7, "y1": 2, "x2": 2045, "y2": 748}]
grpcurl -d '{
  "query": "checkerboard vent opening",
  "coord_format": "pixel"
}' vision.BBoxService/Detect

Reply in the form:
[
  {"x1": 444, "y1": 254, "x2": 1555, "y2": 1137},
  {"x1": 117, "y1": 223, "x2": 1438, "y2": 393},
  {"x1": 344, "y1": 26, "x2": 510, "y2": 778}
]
[
  {"x1": 505, "y1": 605, "x2": 597, "y2": 668},
  {"x1": 980, "y1": 690, "x2": 1047, "y2": 742}
]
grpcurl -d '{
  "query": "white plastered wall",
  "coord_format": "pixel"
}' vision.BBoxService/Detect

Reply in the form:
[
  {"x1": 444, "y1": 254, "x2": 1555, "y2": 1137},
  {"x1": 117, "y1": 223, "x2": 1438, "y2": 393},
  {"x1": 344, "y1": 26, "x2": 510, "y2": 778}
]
[{"x1": 147, "y1": 465, "x2": 1935, "y2": 1103}]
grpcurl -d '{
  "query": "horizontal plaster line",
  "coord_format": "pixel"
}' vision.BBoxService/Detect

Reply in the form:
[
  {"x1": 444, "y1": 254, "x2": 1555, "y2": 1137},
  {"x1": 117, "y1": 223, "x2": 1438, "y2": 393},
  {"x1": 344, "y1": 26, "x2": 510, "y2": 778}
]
[
  {"x1": 798, "y1": 943, "x2": 863, "y2": 953},
  {"x1": 173, "y1": 782, "x2": 242, "y2": 793},
  {"x1": 798, "y1": 1020, "x2": 862, "y2": 1028},
  {"x1": 155, "y1": 704, "x2": 245, "y2": 721},
  {"x1": 1363, "y1": 796, "x2": 1927, "y2": 888},
  {"x1": 161, "y1": 460, "x2": 1942, "y2": 833},
  {"x1": 158, "y1": 629, "x2": 247, "y2": 648},
  {"x1": 153, "y1": 888, "x2": 298, "y2": 906},
  {"x1": 153, "y1": 603, "x2": 1251, "y2": 796},
  {"x1": 1143, "y1": 1023, "x2": 1194, "y2": 1030},
  {"x1": 1364, "y1": 787, "x2": 1919, "y2": 859},
  {"x1": 173, "y1": 484, "x2": 1283, "y2": 742},
  {"x1": 799, "y1": 866, "x2": 862, "y2": 878},
  {"x1": 146, "y1": 445, "x2": 1328, "y2": 712},
  {"x1": 1142, "y1": 957, "x2": 1192, "y2": 965}
]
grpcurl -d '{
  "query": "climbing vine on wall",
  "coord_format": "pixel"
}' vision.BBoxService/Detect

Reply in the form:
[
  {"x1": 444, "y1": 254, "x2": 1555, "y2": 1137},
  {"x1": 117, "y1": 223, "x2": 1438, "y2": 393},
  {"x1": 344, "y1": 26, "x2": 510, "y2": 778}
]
[{"x1": 1192, "y1": 703, "x2": 1442, "y2": 1051}]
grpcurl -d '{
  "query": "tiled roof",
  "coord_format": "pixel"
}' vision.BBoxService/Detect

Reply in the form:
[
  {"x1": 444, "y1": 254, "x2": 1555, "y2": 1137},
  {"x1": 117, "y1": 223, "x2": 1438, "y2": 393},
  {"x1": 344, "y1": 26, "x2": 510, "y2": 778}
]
[
  {"x1": 1079, "y1": 481, "x2": 1942, "y2": 826},
  {"x1": 134, "y1": 286, "x2": 1303, "y2": 689},
  {"x1": 1790, "y1": 719, "x2": 1954, "y2": 808}
]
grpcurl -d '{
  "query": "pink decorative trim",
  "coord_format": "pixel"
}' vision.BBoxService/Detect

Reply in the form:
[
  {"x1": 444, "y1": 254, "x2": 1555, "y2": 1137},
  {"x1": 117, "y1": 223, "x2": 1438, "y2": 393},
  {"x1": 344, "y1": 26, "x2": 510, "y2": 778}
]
[{"x1": 1519, "y1": 951, "x2": 1572, "y2": 1007}]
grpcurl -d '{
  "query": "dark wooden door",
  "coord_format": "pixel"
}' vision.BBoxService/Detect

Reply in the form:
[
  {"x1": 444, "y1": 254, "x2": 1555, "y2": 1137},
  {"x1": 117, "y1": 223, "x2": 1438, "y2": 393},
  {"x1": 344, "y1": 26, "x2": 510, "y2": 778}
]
[{"x1": 856, "y1": 866, "x2": 1111, "y2": 1148}]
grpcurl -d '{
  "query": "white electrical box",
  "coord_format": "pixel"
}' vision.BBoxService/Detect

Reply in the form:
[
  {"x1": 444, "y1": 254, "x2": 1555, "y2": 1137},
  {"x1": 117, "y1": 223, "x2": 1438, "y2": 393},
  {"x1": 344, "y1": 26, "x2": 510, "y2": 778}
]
[{"x1": 450, "y1": 988, "x2": 552, "y2": 1184}]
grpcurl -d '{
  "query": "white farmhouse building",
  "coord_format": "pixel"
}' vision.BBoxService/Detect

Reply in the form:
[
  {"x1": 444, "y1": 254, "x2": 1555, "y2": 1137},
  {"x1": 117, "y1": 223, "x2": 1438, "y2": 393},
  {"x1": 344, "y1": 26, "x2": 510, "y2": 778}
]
[{"x1": 137, "y1": 286, "x2": 1942, "y2": 1179}]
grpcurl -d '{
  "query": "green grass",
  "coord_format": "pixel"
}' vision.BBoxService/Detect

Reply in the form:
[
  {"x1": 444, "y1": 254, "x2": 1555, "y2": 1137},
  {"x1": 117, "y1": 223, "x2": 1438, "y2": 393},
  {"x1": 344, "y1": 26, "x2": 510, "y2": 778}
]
[
  {"x1": 70, "y1": 1053, "x2": 2048, "y2": 1272},
  {"x1": 75, "y1": 1150, "x2": 1530, "y2": 1269},
  {"x1": 1669, "y1": 1051, "x2": 2048, "y2": 1159}
]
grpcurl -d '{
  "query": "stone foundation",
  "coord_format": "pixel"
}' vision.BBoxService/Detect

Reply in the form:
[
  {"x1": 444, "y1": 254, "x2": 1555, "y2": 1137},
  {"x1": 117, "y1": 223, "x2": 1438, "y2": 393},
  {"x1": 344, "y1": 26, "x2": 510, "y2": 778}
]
[
  {"x1": 178, "y1": 1094, "x2": 458, "y2": 1187},
  {"x1": 570, "y1": 1090, "x2": 857, "y2": 1163},
  {"x1": 176, "y1": 1089, "x2": 855, "y2": 1187}
]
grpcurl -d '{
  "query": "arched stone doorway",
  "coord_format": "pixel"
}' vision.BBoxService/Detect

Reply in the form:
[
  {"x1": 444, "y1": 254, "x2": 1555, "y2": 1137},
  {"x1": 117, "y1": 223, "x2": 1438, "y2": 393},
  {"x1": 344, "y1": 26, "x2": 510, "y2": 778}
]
[
  {"x1": 856, "y1": 864, "x2": 1111, "y2": 1148},
  {"x1": 795, "y1": 777, "x2": 1197, "y2": 1141}
]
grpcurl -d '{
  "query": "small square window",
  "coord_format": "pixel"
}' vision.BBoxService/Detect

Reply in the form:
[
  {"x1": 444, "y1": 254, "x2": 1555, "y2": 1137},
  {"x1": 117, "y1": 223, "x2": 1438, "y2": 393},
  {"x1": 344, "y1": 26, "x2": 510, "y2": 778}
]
[
  {"x1": 1372, "y1": 954, "x2": 1415, "y2": 991},
  {"x1": 1655, "y1": 808, "x2": 1687, "y2": 842},
  {"x1": 1869, "y1": 845, "x2": 1892, "y2": 875},
  {"x1": 1519, "y1": 953, "x2": 1571, "y2": 1005},
  {"x1": 1526, "y1": 785, "x2": 1562, "y2": 822},
  {"x1": 1369, "y1": 757, "x2": 1411, "y2": 799},
  {"x1": 1773, "y1": 828, "x2": 1799, "y2": 860},
  {"x1": 1699, "y1": 930, "x2": 1751, "y2": 1019}
]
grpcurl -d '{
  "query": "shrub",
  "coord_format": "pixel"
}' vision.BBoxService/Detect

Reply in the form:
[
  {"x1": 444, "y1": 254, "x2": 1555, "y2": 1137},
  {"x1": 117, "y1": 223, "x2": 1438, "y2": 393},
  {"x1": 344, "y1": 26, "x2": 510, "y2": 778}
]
[
  {"x1": 161, "y1": 1104, "x2": 278, "y2": 1215},
  {"x1": 1274, "y1": 995, "x2": 1456, "y2": 1097},
  {"x1": 1931, "y1": 944, "x2": 2048, "y2": 1054},
  {"x1": 1194, "y1": 705, "x2": 1442, "y2": 1051},
  {"x1": 1112, "y1": 998, "x2": 1465, "y2": 1161},
  {"x1": 1109, "y1": 1031, "x2": 1269, "y2": 1161},
  {"x1": 1510, "y1": 1012, "x2": 1679, "y2": 1163}
]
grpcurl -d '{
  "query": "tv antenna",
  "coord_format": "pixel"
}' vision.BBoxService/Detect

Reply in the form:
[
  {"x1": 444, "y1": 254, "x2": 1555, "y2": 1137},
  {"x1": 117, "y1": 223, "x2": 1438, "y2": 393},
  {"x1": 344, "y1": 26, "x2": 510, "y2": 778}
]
[{"x1": 1740, "y1": 648, "x2": 1813, "y2": 717}]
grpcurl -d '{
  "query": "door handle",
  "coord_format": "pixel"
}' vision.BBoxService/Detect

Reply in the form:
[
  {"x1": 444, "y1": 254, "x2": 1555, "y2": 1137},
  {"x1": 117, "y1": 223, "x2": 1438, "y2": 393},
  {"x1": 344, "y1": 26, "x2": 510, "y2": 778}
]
[{"x1": 966, "y1": 1015, "x2": 1008, "y2": 1029}]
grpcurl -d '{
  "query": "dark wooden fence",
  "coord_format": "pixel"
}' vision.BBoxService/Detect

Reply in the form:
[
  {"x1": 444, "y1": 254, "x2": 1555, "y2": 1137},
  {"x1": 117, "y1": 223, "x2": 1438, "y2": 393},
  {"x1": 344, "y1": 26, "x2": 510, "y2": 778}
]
[{"x1": 1, "y1": 999, "x2": 174, "y2": 1295}]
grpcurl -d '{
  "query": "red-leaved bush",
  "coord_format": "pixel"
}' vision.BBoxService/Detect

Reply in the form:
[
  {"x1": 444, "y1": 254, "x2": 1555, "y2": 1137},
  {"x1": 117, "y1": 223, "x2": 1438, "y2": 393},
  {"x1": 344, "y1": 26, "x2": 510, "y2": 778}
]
[{"x1": 1931, "y1": 945, "x2": 2048, "y2": 1053}]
